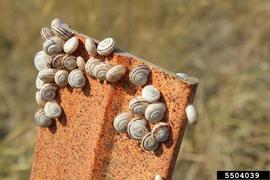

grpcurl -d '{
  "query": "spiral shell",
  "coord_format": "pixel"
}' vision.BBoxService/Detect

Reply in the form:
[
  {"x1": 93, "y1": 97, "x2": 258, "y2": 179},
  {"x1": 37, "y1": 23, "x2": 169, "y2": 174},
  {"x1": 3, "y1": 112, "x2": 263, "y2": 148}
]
[
  {"x1": 185, "y1": 104, "x2": 198, "y2": 125},
  {"x1": 176, "y1": 72, "x2": 188, "y2": 80},
  {"x1": 51, "y1": 18, "x2": 71, "y2": 29},
  {"x1": 40, "y1": 83, "x2": 58, "y2": 101},
  {"x1": 142, "y1": 85, "x2": 161, "y2": 103},
  {"x1": 36, "y1": 76, "x2": 45, "y2": 90},
  {"x1": 43, "y1": 36, "x2": 64, "y2": 56},
  {"x1": 93, "y1": 62, "x2": 112, "y2": 81},
  {"x1": 44, "y1": 101, "x2": 62, "y2": 119},
  {"x1": 129, "y1": 65, "x2": 150, "y2": 86},
  {"x1": 63, "y1": 36, "x2": 79, "y2": 54},
  {"x1": 127, "y1": 117, "x2": 149, "y2": 140},
  {"x1": 85, "y1": 57, "x2": 102, "y2": 76},
  {"x1": 51, "y1": 21, "x2": 73, "y2": 41},
  {"x1": 54, "y1": 70, "x2": 69, "y2": 87},
  {"x1": 52, "y1": 54, "x2": 65, "y2": 69},
  {"x1": 34, "y1": 109, "x2": 53, "y2": 127},
  {"x1": 62, "y1": 55, "x2": 77, "y2": 70},
  {"x1": 106, "y1": 65, "x2": 126, "y2": 83},
  {"x1": 68, "y1": 69, "x2": 86, "y2": 88},
  {"x1": 76, "y1": 56, "x2": 85, "y2": 72},
  {"x1": 97, "y1": 37, "x2": 116, "y2": 56},
  {"x1": 38, "y1": 69, "x2": 58, "y2": 83},
  {"x1": 128, "y1": 96, "x2": 149, "y2": 116},
  {"x1": 34, "y1": 51, "x2": 52, "y2": 71},
  {"x1": 113, "y1": 112, "x2": 132, "y2": 132},
  {"x1": 85, "y1": 38, "x2": 97, "y2": 56},
  {"x1": 152, "y1": 122, "x2": 170, "y2": 142},
  {"x1": 35, "y1": 91, "x2": 46, "y2": 107},
  {"x1": 142, "y1": 132, "x2": 160, "y2": 151},
  {"x1": 40, "y1": 27, "x2": 54, "y2": 41},
  {"x1": 145, "y1": 102, "x2": 166, "y2": 123}
]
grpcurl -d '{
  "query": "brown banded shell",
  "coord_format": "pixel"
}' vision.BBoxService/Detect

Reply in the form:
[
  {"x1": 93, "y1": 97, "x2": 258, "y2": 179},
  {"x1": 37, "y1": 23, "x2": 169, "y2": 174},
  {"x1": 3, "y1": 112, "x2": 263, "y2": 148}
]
[
  {"x1": 51, "y1": 18, "x2": 71, "y2": 29},
  {"x1": 93, "y1": 62, "x2": 112, "y2": 81},
  {"x1": 129, "y1": 65, "x2": 150, "y2": 86},
  {"x1": 85, "y1": 57, "x2": 102, "y2": 76},
  {"x1": 106, "y1": 64, "x2": 126, "y2": 83},
  {"x1": 142, "y1": 85, "x2": 161, "y2": 103},
  {"x1": 54, "y1": 70, "x2": 69, "y2": 87},
  {"x1": 44, "y1": 100, "x2": 62, "y2": 119},
  {"x1": 145, "y1": 102, "x2": 166, "y2": 123},
  {"x1": 128, "y1": 96, "x2": 149, "y2": 116},
  {"x1": 35, "y1": 91, "x2": 46, "y2": 107},
  {"x1": 152, "y1": 122, "x2": 170, "y2": 142},
  {"x1": 34, "y1": 51, "x2": 52, "y2": 71},
  {"x1": 63, "y1": 36, "x2": 79, "y2": 54},
  {"x1": 142, "y1": 132, "x2": 160, "y2": 151},
  {"x1": 51, "y1": 21, "x2": 73, "y2": 40},
  {"x1": 40, "y1": 27, "x2": 54, "y2": 41},
  {"x1": 37, "y1": 69, "x2": 58, "y2": 83},
  {"x1": 36, "y1": 77, "x2": 45, "y2": 90},
  {"x1": 68, "y1": 69, "x2": 86, "y2": 88},
  {"x1": 34, "y1": 109, "x2": 53, "y2": 127},
  {"x1": 40, "y1": 83, "x2": 58, "y2": 101},
  {"x1": 127, "y1": 117, "x2": 149, "y2": 140},
  {"x1": 113, "y1": 112, "x2": 132, "y2": 132},
  {"x1": 62, "y1": 55, "x2": 77, "y2": 70},
  {"x1": 97, "y1": 37, "x2": 116, "y2": 56},
  {"x1": 76, "y1": 56, "x2": 85, "y2": 72},
  {"x1": 85, "y1": 38, "x2": 97, "y2": 56},
  {"x1": 52, "y1": 54, "x2": 65, "y2": 69},
  {"x1": 43, "y1": 36, "x2": 64, "y2": 56}
]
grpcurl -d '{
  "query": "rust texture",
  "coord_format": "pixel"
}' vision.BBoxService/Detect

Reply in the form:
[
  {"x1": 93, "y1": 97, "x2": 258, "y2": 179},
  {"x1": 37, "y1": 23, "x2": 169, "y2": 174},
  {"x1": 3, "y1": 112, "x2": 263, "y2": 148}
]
[{"x1": 31, "y1": 33, "x2": 199, "y2": 180}]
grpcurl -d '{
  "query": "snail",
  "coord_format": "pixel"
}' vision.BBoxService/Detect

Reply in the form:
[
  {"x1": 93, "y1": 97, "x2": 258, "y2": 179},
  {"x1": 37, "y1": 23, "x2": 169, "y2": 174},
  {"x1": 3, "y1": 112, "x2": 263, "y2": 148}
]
[
  {"x1": 151, "y1": 122, "x2": 170, "y2": 142},
  {"x1": 128, "y1": 96, "x2": 149, "y2": 116},
  {"x1": 106, "y1": 64, "x2": 126, "y2": 83},
  {"x1": 44, "y1": 100, "x2": 62, "y2": 119},
  {"x1": 51, "y1": 18, "x2": 71, "y2": 29},
  {"x1": 52, "y1": 54, "x2": 65, "y2": 69},
  {"x1": 93, "y1": 62, "x2": 112, "y2": 81},
  {"x1": 142, "y1": 85, "x2": 161, "y2": 103},
  {"x1": 85, "y1": 37, "x2": 97, "y2": 57},
  {"x1": 142, "y1": 132, "x2": 160, "y2": 151},
  {"x1": 127, "y1": 117, "x2": 149, "y2": 140},
  {"x1": 68, "y1": 69, "x2": 86, "y2": 88},
  {"x1": 40, "y1": 83, "x2": 58, "y2": 101},
  {"x1": 34, "y1": 109, "x2": 53, "y2": 127},
  {"x1": 185, "y1": 104, "x2": 198, "y2": 125},
  {"x1": 113, "y1": 112, "x2": 132, "y2": 132},
  {"x1": 34, "y1": 51, "x2": 52, "y2": 71},
  {"x1": 40, "y1": 27, "x2": 54, "y2": 41},
  {"x1": 76, "y1": 56, "x2": 85, "y2": 72},
  {"x1": 129, "y1": 65, "x2": 150, "y2": 86},
  {"x1": 35, "y1": 91, "x2": 46, "y2": 107},
  {"x1": 36, "y1": 76, "x2": 45, "y2": 90},
  {"x1": 145, "y1": 102, "x2": 166, "y2": 123},
  {"x1": 97, "y1": 37, "x2": 116, "y2": 56},
  {"x1": 51, "y1": 20, "x2": 73, "y2": 41},
  {"x1": 85, "y1": 57, "x2": 102, "y2": 76},
  {"x1": 154, "y1": 175, "x2": 163, "y2": 180},
  {"x1": 43, "y1": 36, "x2": 64, "y2": 56},
  {"x1": 176, "y1": 72, "x2": 188, "y2": 80},
  {"x1": 54, "y1": 70, "x2": 69, "y2": 87},
  {"x1": 63, "y1": 36, "x2": 79, "y2": 54},
  {"x1": 37, "y1": 68, "x2": 58, "y2": 83},
  {"x1": 62, "y1": 55, "x2": 77, "y2": 70}
]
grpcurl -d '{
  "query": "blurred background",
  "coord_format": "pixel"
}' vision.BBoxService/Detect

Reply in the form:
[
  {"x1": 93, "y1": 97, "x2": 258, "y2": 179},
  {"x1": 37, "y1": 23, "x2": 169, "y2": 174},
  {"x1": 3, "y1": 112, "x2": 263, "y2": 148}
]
[{"x1": 0, "y1": 0, "x2": 270, "y2": 179}]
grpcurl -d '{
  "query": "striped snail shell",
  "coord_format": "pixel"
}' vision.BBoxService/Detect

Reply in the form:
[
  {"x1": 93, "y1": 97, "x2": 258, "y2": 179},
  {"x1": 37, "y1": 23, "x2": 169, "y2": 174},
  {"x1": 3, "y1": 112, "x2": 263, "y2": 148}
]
[
  {"x1": 106, "y1": 64, "x2": 126, "y2": 83},
  {"x1": 68, "y1": 69, "x2": 86, "y2": 88},
  {"x1": 142, "y1": 132, "x2": 160, "y2": 151},
  {"x1": 85, "y1": 57, "x2": 102, "y2": 76},
  {"x1": 35, "y1": 91, "x2": 46, "y2": 107},
  {"x1": 142, "y1": 85, "x2": 161, "y2": 103},
  {"x1": 145, "y1": 102, "x2": 166, "y2": 123},
  {"x1": 93, "y1": 62, "x2": 112, "y2": 81},
  {"x1": 37, "y1": 68, "x2": 58, "y2": 83},
  {"x1": 128, "y1": 96, "x2": 149, "y2": 116},
  {"x1": 85, "y1": 38, "x2": 97, "y2": 56},
  {"x1": 34, "y1": 109, "x2": 53, "y2": 127},
  {"x1": 40, "y1": 27, "x2": 54, "y2": 41},
  {"x1": 97, "y1": 37, "x2": 116, "y2": 56},
  {"x1": 52, "y1": 54, "x2": 65, "y2": 69},
  {"x1": 76, "y1": 56, "x2": 85, "y2": 72},
  {"x1": 62, "y1": 55, "x2": 77, "y2": 70},
  {"x1": 54, "y1": 70, "x2": 69, "y2": 87},
  {"x1": 127, "y1": 117, "x2": 149, "y2": 140},
  {"x1": 40, "y1": 83, "x2": 58, "y2": 101},
  {"x1": 129, "y1": 65, "x2": 150, "y2": 86},
  {"x1": 51, "y1": 21, "x2": 73, "y2": 41},
  {"x1": 152, "y1": 122, "x2": 170, "y2": 142},
  {"x1": 185, "y1": 104, "x2": 198, "y2": 125},
  {"x1": 36, "y1": 76, "x2": 45, "y2": 90},
  {"x1": 44, "y1": 100, "x2": 62, "y2": 119},
  {"x1": 51, "y1": 18, "x2": 71, "y2": 29},
  {"x1": 113, "y1": 112, "x2": 132, "y2": 132},
  {"x1": 63, "y1": 36, "x2": 79, "y2": 54},
  {"x1": 34, "y1": 51, "x2": 52, "y2": 71},
  {"x1": 43, "y1": 36, "x2": 64, "y2": 56}
]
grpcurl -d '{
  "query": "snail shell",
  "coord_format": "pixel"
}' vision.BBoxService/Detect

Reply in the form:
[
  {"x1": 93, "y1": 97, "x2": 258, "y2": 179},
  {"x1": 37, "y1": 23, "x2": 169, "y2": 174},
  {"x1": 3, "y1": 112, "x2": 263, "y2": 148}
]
[
  {"x1": 76, "y1": 56, "x2": 85, "y2": 72},
  {"x1": 129, "y1": 65, "x2": 150, "y2": 86},
  {"x1": 185, "y1": 104, "x2": 198, "y2": 125},
  {"x1": 142, "y1": 132, "x2": 160, "y2": 151},
  {"x1": 44, "y1": 100, "x2": 62, "y2": 119},
  {"x1": 154, "y1": 175, "x2": 163, "y2": 180},
  {"x1": 52, "y1": 54, "x2": 65, "y2": 69},
  {"x1": 51, "y1": 21, "x2": 73, "y2": 41},
  {"x1": 145, "y1": 102, "x2": 166, "y2": 123},
  {"x1": 93, "y1": 62, "x2": 112, "y2": 81},
  {"x1": 152, "y1": 122, "x2": 170, "y2": 142},
  {"x1": 142, "y1": 85, "x2": 161, "y2": 103},
  {"x1": 113, "y1": 112, "x2": 132, "y2": 132},
  {"x1": 34, "y1": 109, "x2": 53, "y2": 127},
  {"x1": 36, "y1": 76, "x2": 45, "y2": 90},
  {"x1": 128, "y1": 96, "x2": 149, "y2": 116},
  {"x1": 35, "y1": 91, "x2": 46, "y2": 107},
  {"x1": 40, "y1": 27, "x2": 54, "y2": 41},
  {"x1": 106, "y1": 65, "x2": 126, "y2": 83},
  {"x1": 51, "y1": 18, "x2": 71, "y2": 29},
  {"x1": 176, "y1": 72, "x2": 188, "y2": 80},
  {"x1": 34, "y1": 51, "x2": 52, "y2": 71},
  {"x1": 54, "y1": 70, "x2": 69, "y2": 87},
  {"x1": 40, "y1": 83, "x2": 58, "y2": 101},
  {"x1": 85, "y1": 38, "x2": 97, "y2": 56},
  {"x1": 68, "y1": 69, "x2": 86, "y2": 88},
  {"x1": 37, "y1": 68, "x2": 58, "y2": 83},
  {"x1": 63, "y1": 36, "x2": 79, "y2": 54},
  {"x1": 85, "y1": 57, "x2": 102, "y2": 76},
  {"x1": 127, "y1": 117, "x2": 149, "y2": 140},
  {"x1": 62, "y1": 55, "x2": 77, "y2": 70},
  {"x1": 43, "y1": 36, "x2": 64, "y2": 56},
  {"x1": 97, "y1": 37, "x2": 116, "y2": 56}
]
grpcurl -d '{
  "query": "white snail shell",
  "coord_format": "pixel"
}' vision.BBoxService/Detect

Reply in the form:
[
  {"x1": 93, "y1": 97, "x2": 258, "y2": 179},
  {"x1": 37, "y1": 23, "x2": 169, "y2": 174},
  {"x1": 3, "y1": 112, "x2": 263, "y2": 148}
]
[
  {"x1": 185, "y1": 104, "x2": 198, "y2": 125},
  {"x1": 113, "y1": 112, "x2": 132, "y2": 132},
  {"x1": 44, "y1": 100, "x2": 62, "y2": 119},
  {"x1": 152, "y1": 122, "x2": 170, "y2": 142},
  {"x1": 176, "y1": 72, "x2": 188, "y2": 80},
  {"x1": 63, "y1": 36, "x2": 79, "y2": 54},
  {"x1": 43, "y1": 36, "x2": 64, "y2": 56},
  {"x1": 51, "y1": 18, "x2": 71, "y2": 29},
  {"x1": 142, "y1": 132, "x2": 160, "y2": 151},
  {"x1": 127, "y1": 117, "x2": 149, "y2": 140},
  {"x1": 37, "y1": 68, "x2": 58, "y2": 83},
  {"x1": 51, "y1": 21, "x2": 73, "y2": 41},
  {"x1": 36, "y1": 76, "x2": 45, "y2": 90},
  {"x1": 154, "y1": 175, "x2": 163, "y2": 180},
  {"x1": 54, "y1": 70, "x2": 69, "y2": 87},
  {"x1": 52, "y1": 54, "x2": 65, "y2": 69},
  {"x1": 145, "y1": 102, "x2": 166, "y2": 123},
  {"x1": 106, "y1": 64, "x2": 126, "y2": 83},
  {"x1": 68, "y1": 69, "x2": 86, "y2": 88},
  {"x1": 85, "y1": 57, "x2": 102, "y2": 76},
  {"x1": 142, "y1": 85, "x2": 161, "y2": 103},
  {"x1": 85, "y1": 38, "x2": 97, "y2": 56},
  {"x1": 76, "y1": 56, "x2": 85, "y2": 72},
  {"x1": 40, "y1": 27, "x2": 54, "y2": 41},
  {"x1": 34, "y1": 109, "x2": 53, "y2": 127},
  {"x1": 35, "y1": 91, "x2": 46, "y2": 107},
  {"x1": 129, "y1": 65, "x2": 150, "y2": 86},
  {"x1": 93, "y1": 62, "x2": 112, "y2": 81},
  {"x1": 97, "y1": 37, "x2": 116, "y2": 56},
  {"x1": 62, "y1": 55, "x2": 77, "y2": 70},
  {"x1": 34, "y1": 51, "x2": 52, "y2": 71},
  {"x1": 40, "y1": 83, "x2": 58, "y2": 101},
  {"x1": 128, "y1": 96, "x2": 149, "y2": 116}
]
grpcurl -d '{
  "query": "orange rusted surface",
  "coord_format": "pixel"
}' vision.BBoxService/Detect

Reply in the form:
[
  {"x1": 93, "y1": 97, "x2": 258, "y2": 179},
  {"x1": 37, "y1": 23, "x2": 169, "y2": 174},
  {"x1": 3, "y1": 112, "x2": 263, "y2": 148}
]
[{"x1": 31, "y1": 32, "x2": 198, "y2": 180}]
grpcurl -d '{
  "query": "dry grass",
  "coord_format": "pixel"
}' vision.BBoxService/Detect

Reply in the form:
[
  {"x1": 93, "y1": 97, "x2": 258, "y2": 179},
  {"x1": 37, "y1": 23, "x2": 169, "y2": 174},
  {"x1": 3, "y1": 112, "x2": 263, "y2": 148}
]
[{"x1": 0, "y1": 0, "x2": 269, "y2": 179}]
